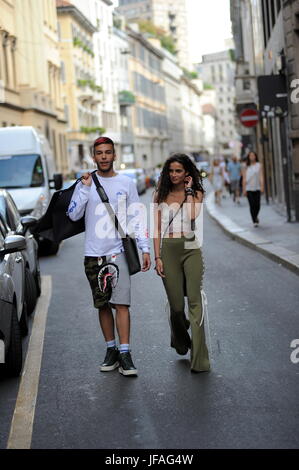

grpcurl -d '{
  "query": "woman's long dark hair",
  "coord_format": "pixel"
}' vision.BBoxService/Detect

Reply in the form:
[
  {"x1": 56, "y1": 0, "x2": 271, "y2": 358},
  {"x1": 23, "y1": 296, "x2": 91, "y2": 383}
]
[
  {"x1": 246, "y1": 151, "x2": 259, "y2": 166},
  {"x1": 155, "y1": 153, "x2": 205, "y2": 204}
]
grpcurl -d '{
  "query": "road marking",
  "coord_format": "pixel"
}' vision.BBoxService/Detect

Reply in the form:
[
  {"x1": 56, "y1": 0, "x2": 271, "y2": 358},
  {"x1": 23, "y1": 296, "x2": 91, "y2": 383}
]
[{"x1": 7, "y1": 275, "x2": 52, "y2": 449}]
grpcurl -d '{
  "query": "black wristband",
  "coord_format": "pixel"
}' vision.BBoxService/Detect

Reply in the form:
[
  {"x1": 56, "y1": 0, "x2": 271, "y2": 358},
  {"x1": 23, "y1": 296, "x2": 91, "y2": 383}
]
[{"x1": 185, "y1": 188, "x2": 194, "y2": 196}]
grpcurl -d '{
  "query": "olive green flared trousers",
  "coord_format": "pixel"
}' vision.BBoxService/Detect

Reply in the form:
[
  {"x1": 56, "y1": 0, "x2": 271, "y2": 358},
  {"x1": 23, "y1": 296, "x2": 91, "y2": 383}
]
[{"x1": 161, "y1": 236, "x2": 210, "y2": 372}]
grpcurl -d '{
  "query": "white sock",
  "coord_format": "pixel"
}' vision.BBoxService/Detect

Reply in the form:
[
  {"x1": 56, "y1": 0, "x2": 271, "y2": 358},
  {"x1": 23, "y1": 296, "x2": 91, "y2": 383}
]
[{"x1": 119, "y1": 343, "x2": 129, "y2": 354}]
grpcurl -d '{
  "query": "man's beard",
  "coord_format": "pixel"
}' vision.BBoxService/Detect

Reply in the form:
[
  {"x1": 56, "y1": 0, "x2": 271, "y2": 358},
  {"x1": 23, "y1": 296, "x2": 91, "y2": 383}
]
[{"x1": 97, "y1": 161, "x2": 113, "y2": 173}]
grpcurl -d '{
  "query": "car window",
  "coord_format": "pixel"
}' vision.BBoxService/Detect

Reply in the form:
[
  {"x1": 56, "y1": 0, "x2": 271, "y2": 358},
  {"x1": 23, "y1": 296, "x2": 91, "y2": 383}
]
[{"x1": 0, "y1": 154, "x2": 45, "y2": 188}]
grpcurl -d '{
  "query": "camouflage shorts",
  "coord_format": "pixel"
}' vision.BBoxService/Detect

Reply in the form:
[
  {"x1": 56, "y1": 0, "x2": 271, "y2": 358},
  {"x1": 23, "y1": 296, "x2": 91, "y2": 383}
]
[{"x1": 84, "y1": 253, "x2": 131, "y2": 310}]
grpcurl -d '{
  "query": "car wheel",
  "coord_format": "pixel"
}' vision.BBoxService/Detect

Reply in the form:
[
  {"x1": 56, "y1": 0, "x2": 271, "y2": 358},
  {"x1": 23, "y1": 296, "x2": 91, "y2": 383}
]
[
  {"x1": 5, "y1": 304, "x2": 23, "y2": 377},
  {"x1": 25, "y1": 267, "x2": 37, "y2": 315},
  {"x1": 20, "y1": 301, "x2": 29, "y2": 337}
]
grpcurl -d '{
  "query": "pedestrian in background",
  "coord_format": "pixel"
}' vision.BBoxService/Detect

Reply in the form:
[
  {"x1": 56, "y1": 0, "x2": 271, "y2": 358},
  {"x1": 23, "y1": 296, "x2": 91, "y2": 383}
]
[
  {"x1": 239, "y1": 157, "x2": 247, "y2": 196},
  {"x1": 209, "y1": 157, "x2": 224, "y2": 205},
  {"x1": 227, "y1": 155, "x2": 241, "y2": 204},
  {"x1": 153, "y1": 154, "x2": 210, "y2": 373},
  {"x1": 243, "y1": 151, "x2": 264, "y2": 227},
  {"x1": 220, "y1": 157, "x2": 231, "y2": 199}
]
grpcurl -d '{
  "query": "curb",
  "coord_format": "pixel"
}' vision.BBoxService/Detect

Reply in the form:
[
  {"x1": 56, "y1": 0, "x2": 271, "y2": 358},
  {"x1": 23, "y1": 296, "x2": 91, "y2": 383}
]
[{"x1": 205, "y1": 191, "x2": 299, "y2": 276}]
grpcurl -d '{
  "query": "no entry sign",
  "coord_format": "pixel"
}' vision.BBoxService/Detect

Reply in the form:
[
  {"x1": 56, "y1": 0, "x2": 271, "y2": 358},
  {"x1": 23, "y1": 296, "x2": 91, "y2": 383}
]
[{"x1": 239, "y1": 108, "x2": 259, "y2": 127}]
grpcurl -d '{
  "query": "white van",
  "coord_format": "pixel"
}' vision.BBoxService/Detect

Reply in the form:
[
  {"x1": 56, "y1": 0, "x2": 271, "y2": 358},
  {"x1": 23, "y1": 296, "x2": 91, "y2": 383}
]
[{"x1": 0, "y1": 126, "x2": 63, "y2": 255}]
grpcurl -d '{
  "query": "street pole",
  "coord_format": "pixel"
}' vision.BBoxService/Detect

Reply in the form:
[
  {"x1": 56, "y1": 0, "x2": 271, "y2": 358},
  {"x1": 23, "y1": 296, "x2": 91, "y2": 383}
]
[{"x1": 280, "y1": 114, "x2": 292, "y2": 222}]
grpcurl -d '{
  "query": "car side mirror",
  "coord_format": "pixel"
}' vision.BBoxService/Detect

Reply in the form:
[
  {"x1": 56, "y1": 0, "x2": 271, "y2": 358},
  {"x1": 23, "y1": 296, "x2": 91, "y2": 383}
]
[
  {"x1": 49, "y1": 173, "x2": 63, "y2": 190},
  {"x1": 0, "y1": 235, "x2": 26, "y2": 255},
  {"x1": 20, "y1": 215, "x2": 38, "y2": 234}
]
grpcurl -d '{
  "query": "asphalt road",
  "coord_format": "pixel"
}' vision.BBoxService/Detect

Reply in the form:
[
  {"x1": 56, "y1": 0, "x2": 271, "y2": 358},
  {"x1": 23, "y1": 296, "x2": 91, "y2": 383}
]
[{"x1": 1, "y1": 189, "x2": 299, "y2": 449}]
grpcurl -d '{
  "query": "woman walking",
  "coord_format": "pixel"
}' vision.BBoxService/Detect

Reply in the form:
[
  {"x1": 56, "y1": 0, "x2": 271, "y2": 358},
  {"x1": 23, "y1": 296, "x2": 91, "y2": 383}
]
[
  {"x1": 210, "y1": 158, "x2": 224, "y2": 205},
  {"x1": 153, "y1": 154, "x2": 210, "y2": 373},
  {"x1": 243, "y1": 151, "x2": 264, "y2": 227}
]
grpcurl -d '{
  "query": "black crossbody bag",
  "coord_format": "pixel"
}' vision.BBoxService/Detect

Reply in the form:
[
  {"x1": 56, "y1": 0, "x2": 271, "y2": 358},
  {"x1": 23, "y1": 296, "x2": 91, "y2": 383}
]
[{"x1": 91, "y1": 172, "x2": 141, "y2": 276}]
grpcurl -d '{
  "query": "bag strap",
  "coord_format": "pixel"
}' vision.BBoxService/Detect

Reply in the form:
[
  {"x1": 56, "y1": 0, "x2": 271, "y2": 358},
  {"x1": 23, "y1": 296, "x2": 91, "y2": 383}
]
[
  {"x1": 161, "y1": 196, "x2": 187, "y2": 239},
  {"x1": 91, "y1": 171, "x2": 126, "y2": 239}
]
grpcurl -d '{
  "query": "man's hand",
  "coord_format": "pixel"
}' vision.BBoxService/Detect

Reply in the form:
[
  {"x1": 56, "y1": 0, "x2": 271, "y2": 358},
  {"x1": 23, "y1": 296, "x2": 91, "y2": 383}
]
[
  {"x1": 141, "y1": 253, "x2": 151, "y2": 272},
  {"x1": 81, "y1": 172, "x2": 92, "y2": 186}
]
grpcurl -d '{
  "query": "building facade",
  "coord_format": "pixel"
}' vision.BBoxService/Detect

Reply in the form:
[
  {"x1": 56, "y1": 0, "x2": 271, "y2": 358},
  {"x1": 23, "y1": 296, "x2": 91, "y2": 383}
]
[
  {"x1": 161, "y1": 49, "x2": 184, "y2": 156},
  {"x1": 127, "y1": 27, "x2": 168, "y2": 168},
  {"x1": 57, "y1": 0, "x2": 99, "y2": 172},
  {"x1": 283, "y1": 0, "x2": 299, "y2": 220},
  {"x1": 232, "y1": 0, "x2": 299, "y2": 220},
  {"x1": 180, "y1": 76, "x2": 204, "y2": 155},
  {"x1": 71, "y1": 0, "x2": 121, "y2": 155},
  {"x1": 117, "y1": 0, "x2": 191, "y2": 69},
  {"x1": 230, "y1": 0, "x2": 260, "y2": 157},
  {"x1": 113, "y1": 21, "x2": 135, "y2": 168},
  {"x1": 0, "y1": 0, "x2": 68, "y2": 173},
  {"x1": 196, "y1": 50, "x2": 241, "y2": 159}
]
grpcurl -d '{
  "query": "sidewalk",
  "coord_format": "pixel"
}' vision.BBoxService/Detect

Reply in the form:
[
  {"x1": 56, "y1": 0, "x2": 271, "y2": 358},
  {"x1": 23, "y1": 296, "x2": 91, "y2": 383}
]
[{"x1": 205, "y1": 181, "x2": 299, "y2": 275}]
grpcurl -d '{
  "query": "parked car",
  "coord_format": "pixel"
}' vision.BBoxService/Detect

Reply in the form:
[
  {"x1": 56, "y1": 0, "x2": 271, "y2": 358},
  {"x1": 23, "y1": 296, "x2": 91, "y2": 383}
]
[
  {"x1": 0, "y1": 218, "x2": 28, "y2": 376},
  {"x1": 117, "y1": 168, "x2": 147, "y2": 195},
  {"x1": 0, "y1": 126, "x2": 63, "y2": 255},
  {"x1": 0, "y1": 189, "x2": 40, "y2": 316}
]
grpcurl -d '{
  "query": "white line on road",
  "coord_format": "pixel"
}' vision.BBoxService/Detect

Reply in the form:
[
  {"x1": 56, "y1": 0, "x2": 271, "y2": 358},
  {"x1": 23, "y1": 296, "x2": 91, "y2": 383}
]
[{"x1": 6, "y1": 275, "x2": 52, "y2": 449}]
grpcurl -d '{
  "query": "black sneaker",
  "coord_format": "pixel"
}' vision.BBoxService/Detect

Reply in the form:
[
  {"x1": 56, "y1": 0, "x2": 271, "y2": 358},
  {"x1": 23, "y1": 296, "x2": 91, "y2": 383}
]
[
  {"x1": 100, "y1": 347, "x2": 119, "y2": 372},
  {"x1": 118, "y1": 351, "x2": 138, "y2": 376}
]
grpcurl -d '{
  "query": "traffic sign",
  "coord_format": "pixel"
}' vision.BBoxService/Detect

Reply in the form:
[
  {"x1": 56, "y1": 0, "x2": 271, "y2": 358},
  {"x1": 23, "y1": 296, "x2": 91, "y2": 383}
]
[{"x1": 239, "y1": 108, "x2": 259, "y2": 127}]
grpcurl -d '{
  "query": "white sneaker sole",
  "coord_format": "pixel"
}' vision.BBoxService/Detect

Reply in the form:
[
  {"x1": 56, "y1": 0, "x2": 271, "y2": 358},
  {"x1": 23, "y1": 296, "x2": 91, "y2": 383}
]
[
  {"x1": 100, "y1": 361, "x2": 119, "y2": 372},
  {"x1": 118, "y1": 366, "x2": 138, "y2": 376}
]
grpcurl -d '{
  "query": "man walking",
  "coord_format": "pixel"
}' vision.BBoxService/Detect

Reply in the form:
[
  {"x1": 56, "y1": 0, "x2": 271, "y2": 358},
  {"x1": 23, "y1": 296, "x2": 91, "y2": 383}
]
[
  {"x1": 68, "y1": 137, "x2": 151, "y2": 377},
  {"x1": 227, "y1": 155, "x2": 241, "y2": 203}
]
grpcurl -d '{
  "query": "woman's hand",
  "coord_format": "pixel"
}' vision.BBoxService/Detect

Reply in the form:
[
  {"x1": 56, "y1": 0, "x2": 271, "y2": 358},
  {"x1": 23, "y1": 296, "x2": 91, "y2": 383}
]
[
  {"x1": 184, "y1": 176, "x2": 193, "y2": 188},
  {"x1": 155, "y1": 258, "x2": 165, "y2": 278}
]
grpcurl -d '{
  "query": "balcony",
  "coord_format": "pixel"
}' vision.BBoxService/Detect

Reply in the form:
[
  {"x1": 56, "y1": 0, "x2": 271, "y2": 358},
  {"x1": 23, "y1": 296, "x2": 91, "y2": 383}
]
[
  {"x1": 77, "y1": 79, "x2": 103, "y2": 103},
  {"x1": 118, "y1": 90, "x2": 135, "y2": 106}
]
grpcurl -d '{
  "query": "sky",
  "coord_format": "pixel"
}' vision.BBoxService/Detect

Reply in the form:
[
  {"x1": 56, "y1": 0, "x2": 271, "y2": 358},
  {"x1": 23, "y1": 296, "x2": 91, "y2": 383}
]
[
  {"x1": 112, "y1": 0, "x2": 233, "y2": 64},
  {"x1": 186, "y1": 0, "x2": 232, "y2": 63}
]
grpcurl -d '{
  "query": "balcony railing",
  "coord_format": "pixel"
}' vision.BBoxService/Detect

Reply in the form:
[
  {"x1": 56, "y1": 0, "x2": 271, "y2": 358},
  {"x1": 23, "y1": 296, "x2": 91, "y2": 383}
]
[{"x1": 118, "y1": 90, "x2": 135, "y2": 106}]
